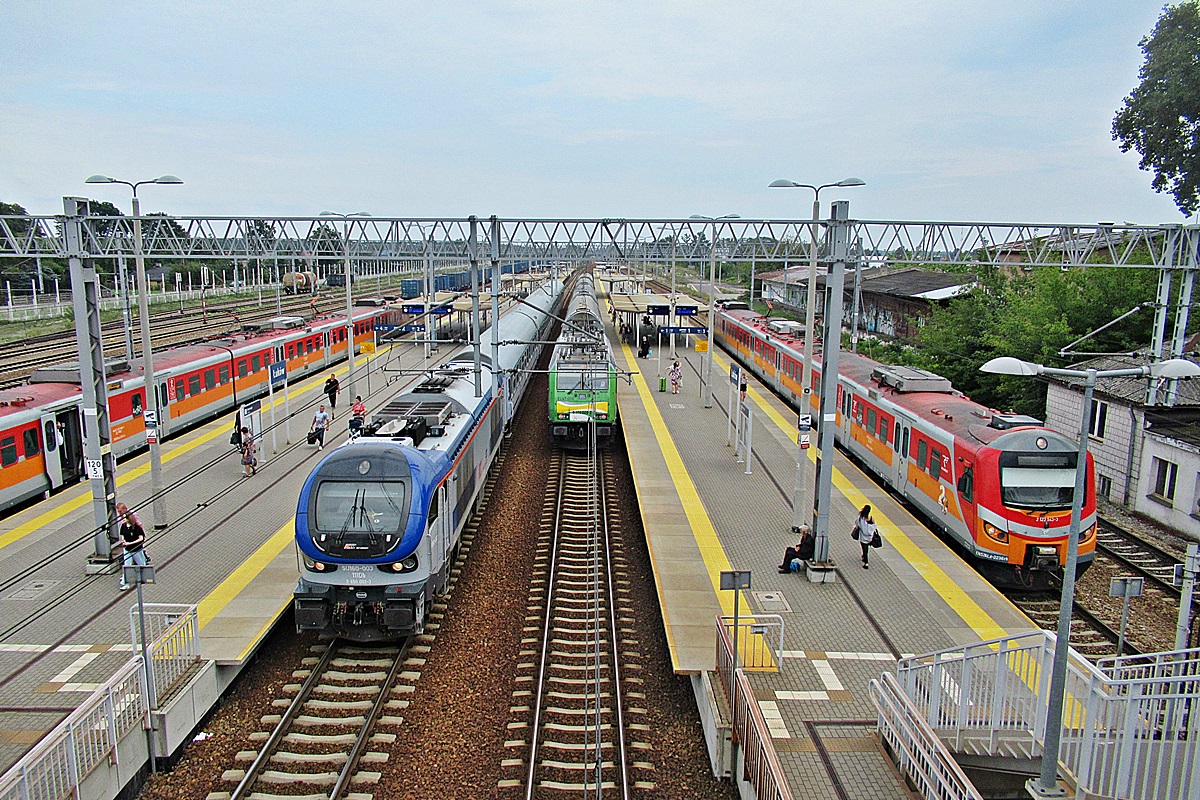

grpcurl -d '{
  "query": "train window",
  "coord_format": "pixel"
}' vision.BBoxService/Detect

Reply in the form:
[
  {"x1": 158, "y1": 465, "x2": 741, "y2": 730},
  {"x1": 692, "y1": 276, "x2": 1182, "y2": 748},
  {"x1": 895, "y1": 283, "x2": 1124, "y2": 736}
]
[
  {"x1": 314, "y1": 480, "x2": 407, "y2": 533},
  {"x1": 306, "y1": 340, "x2": 313, "y2": 354},
  {"x1": 23, "y1": 428, "x2": 39, "y2": 458},
  {"x1": 252, "y1": 355, "x2": 261, "y2": 372},
  {"x1": 878, "y1": 417, "x2": 888, "y2": 443},
  {"x1": 237, "y1": 360, "x2": 248, "y2": 378},
  {"x1": 0, "y1": 436, "x2": 16, "y2": 467},
  {"x1": 930, "y1": 448, "x2": 942, "y2": 477},
  {"x1": 902, "y1": 427, "x2": 909, "y2": 456},
  {"x1": 204, "y1": 369, "x2": 216, "y2": 390},
  {"x1": 288, "y1": 344, "x2": 295, "y2": 359},
  {"x1": 917, "y1": 440, "x2": 928, "y2": 471},
  {"x1": 188, "y1": 375, "x2": 201, "y2": 396},
  {"x1": 159, "y1": 382, "x2": 168, "y2": 408},
  {"x1": 867, "y1": 409, "x2": 877, "y2": 436},
  {"x1": 44, "y1": 421, "x2": 55, "y2": 452},
  {"x1": 174, "y1": 379, "x2": 185, "y2": 399},
  {"x1": 428, "y1": 488, "x2": 439, "y2": 523},
  {"x1": 894, "y1": 423, "x2": 901, "y2": 451},
  {"x1": 219, "y1": 365, "x2": 230, "y2": 384}
]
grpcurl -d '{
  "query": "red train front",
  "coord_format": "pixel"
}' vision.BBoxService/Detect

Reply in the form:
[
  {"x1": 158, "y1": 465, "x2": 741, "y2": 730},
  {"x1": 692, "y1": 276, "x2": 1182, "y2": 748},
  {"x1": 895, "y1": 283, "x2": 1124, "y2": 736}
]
[{"x1": 715, "y1": 308, "x2": 1095, "y2": 588}]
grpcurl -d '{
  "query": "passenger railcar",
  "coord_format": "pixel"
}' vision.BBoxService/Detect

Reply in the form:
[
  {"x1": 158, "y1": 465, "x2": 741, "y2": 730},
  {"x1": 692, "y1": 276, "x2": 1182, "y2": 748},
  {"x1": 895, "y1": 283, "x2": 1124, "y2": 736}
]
[
  {"x1": 0, "y1": 305, "x2": 397, "y2": 513},
  {"x1": 714, "y1": 308, "x2": 1095, "y2": 587},
  {"x1": 548, "y1": 272, "x2": 619, "y2": 447},
  {"x1": 292, "y1": 279, "x2": 565, "y2": 641}
]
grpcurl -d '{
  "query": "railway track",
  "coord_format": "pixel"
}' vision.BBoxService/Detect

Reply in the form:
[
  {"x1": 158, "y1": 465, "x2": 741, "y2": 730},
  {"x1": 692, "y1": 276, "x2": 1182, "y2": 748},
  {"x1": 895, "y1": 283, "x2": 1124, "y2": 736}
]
[
  {"x1": 1095, "y1": 516, "x2": 1182, "y2": 599},
  {"x1": 217, "y1": 638, "x2": 417, "y2": 800},
  {"x1": 507, "y1": 446, "x2": 652, "y2": 797},
  {"x1": 1007, "y1": 591, "x2": 1137, "y2": 660}
]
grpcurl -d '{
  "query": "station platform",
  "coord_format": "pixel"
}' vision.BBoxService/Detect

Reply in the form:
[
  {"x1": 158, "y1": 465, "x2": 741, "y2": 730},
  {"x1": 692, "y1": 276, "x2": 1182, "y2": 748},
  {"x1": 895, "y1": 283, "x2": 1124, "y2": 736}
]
[
  {"x1": 0, "y1": 334, "x2": 447, "y2": 775},
  {"x1": 609, "y1": 310, "x2": 1037, "y2": 798}
]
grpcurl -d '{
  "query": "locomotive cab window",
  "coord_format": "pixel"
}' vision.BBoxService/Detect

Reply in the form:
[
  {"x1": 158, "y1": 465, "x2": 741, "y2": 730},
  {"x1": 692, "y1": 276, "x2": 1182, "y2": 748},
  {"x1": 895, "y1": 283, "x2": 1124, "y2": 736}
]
[
  {"x1": 999, "y1": 452, "x2": 1079, "y2": 510},
  {"x1": 957, "y1": 466, "x2": 973, "y2": 502},
  {"x1": 313, "y1": 481, "x2": 407, "y2": 535}
]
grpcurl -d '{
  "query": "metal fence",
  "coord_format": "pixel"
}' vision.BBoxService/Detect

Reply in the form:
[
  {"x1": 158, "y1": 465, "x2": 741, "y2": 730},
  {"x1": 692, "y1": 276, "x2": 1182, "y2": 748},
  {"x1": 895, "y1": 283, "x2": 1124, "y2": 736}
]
[
  {"x1": 0, "y1": 604, "x2": 201, "y2": 800},
  {"x1": 891, "y1": 630, "x2": 1200, "y2": 800},
  {"x1": 715, "y1": 617, "x2": 793, "y2": 800},
  {"x1": 717, "y1": 613, "x2": 784, "y2": 672},
  {"x1": 869, "y1": 672, "x2": 984, "y2": 800}
]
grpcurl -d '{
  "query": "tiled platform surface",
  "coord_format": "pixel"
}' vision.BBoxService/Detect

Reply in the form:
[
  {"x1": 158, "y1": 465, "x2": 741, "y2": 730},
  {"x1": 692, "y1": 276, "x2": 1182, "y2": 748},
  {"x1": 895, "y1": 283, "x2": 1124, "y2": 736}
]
[{"x1": 612, "y1": 317, "x2": 1035, "y2": 798}]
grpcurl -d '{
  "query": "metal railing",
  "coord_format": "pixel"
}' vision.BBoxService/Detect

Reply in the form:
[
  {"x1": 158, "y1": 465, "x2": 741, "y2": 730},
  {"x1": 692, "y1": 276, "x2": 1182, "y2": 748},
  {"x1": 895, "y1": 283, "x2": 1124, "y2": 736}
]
[
  {"x1": 717, "y1": 613, "x2": 784, "y2": 672},
  {"x1": 715, "y1": 617, "x2": 793, "y2": 800},
  {"x1": 128, "y1": 603, "x2": 200, "y2": 707},
  {"x1": 0, "y1": 604, "x2": 202, "y2": 800},
  {"x1": 893, "y1": 630, "x2": 1200, "y2": 800},
  {"x1": 869, "y1": 672, "x2": 984, "y2": 800},
  {"x1": 0, "y1": 658, "x2": 144, "y2": 800}
]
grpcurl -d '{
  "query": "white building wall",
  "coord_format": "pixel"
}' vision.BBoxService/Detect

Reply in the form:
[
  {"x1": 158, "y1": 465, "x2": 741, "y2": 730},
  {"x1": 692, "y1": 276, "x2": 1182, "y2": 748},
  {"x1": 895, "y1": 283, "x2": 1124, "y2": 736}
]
[
  {"x1": 1135, "y1": 433, "x2": 1200, "y2": 539},
  {"x1": 1044, "y1": 384, "x2": 1144, "y2": 506}
]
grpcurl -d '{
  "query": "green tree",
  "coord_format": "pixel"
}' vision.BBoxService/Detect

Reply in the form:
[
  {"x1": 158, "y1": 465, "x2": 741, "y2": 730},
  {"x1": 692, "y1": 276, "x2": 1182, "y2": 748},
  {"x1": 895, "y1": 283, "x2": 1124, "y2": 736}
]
[{"x1": 1113, "y1": 1, "x2": 1200, "y2": 214}]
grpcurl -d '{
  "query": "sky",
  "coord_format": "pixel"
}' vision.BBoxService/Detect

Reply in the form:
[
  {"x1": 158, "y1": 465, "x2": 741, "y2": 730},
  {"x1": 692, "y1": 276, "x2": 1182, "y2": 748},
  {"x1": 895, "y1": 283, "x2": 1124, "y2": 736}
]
[{"x1": 0, "y1": 1, "x2": 1188, "y2": 226}]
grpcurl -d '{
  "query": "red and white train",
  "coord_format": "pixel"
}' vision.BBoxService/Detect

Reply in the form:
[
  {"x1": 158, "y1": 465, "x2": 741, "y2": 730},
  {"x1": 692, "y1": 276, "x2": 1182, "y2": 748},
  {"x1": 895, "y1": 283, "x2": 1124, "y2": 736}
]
[
  {"x1": 0, "y1": 305, "x2": 403, "y2": 512},
  {"x1": 715, "y1": 306, "x2": 1096, "y2": 587}
]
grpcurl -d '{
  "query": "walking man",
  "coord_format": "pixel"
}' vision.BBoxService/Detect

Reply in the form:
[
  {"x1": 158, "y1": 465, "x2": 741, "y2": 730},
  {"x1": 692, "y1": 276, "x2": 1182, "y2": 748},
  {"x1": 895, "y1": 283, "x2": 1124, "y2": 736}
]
[
  {"x1": 323, "y1": 374, "x2": 340, "y2": 417},
  {"x1": 311, "y1": 404, "x2": 330, "y2": 450},
  {"x1": 116, "y1": 502, "x2": 147, "y2": 591}
]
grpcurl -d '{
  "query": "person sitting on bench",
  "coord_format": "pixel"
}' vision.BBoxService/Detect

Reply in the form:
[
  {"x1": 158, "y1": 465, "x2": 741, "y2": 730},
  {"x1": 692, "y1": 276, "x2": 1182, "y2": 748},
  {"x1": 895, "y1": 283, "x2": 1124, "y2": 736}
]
[{"x1": 778, "y1": 525, "x2": 815, "y2": 573}]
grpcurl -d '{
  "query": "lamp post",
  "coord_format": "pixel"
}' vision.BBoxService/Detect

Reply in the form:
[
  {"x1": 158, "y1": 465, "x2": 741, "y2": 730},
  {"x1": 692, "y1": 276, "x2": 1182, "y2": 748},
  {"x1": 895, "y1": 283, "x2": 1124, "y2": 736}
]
[
  {"x1": 85, "y1": 174, "x2": 182, "y2": 531},
  {"x1": 980, "y1": 355, "x2": 1200, "y2": 799},
  {"x1": 319, "y1": 211, "x2": 370, "y2": 402},
  {"x1": 768, "y1": 178, "x2": 864, "y2": 533},
  {"x1": 689, "y1": 214, "x2": 739, "y2": 409}
]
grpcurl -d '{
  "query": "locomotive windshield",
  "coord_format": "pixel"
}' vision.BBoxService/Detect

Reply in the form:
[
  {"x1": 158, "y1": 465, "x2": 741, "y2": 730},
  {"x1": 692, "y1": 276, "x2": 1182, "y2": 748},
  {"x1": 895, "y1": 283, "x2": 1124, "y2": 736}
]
[
  {"x1": 558, "y1": 369, "x2": 609, "y2": 392},
  {"x1": 999, "y1": 465, "x2": 1079, "y2": 510},
  {"x1": 314, "y1": 480, "x2": 407, "y2": 540}
]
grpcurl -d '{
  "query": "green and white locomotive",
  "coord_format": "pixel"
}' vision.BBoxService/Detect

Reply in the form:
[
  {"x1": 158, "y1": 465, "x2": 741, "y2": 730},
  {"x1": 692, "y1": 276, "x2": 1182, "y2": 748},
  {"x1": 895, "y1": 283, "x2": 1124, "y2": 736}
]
[{"x1": 548, "y1": 272, "x2": 619, "y2": 447}]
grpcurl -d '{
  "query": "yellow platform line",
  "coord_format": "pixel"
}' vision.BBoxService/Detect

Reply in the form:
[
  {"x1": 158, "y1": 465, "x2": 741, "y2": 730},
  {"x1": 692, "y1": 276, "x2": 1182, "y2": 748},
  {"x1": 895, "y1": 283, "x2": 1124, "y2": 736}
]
[{"x1": 718, "y1": 349, "x2": 1010, "y2": 642}]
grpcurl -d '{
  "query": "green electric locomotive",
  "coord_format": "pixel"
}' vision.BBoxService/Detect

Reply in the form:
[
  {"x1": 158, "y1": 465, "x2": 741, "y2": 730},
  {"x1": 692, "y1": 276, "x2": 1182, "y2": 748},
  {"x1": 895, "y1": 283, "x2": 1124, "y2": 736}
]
[{"x1": 548, "y1": 272, "x2": 619, "y2": 447}]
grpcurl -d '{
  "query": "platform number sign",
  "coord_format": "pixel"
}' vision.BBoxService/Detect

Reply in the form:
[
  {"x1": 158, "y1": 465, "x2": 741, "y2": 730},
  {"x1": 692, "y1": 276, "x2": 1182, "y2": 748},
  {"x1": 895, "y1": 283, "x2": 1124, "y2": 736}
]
[
  {"x1": 86, "y1": 458, "x2": 103, "y2": 480},
  {"x1": 729, "y1": 364, "x2": 740, "y2": 386}
]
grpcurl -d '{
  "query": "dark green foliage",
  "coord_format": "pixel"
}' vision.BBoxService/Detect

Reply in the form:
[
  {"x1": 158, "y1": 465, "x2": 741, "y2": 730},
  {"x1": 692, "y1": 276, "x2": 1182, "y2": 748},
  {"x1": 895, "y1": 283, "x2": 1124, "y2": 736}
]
[{"x1": 1113, "y1": 1, "x2": 1200, "y2": 214}]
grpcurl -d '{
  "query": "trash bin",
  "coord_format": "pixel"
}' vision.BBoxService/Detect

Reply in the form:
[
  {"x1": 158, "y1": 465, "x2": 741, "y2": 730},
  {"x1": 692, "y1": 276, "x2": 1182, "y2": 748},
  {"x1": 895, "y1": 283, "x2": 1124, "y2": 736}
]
[{"x1": 659, "y1": 376, "x2": 667, "y2": 392}]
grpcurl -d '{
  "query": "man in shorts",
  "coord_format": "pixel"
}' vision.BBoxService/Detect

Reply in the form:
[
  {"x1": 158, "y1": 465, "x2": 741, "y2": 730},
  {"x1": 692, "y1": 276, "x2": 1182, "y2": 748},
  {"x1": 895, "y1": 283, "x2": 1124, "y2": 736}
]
[{"x1": 311, "y1": 405, "x2": 330, "y2": 450}]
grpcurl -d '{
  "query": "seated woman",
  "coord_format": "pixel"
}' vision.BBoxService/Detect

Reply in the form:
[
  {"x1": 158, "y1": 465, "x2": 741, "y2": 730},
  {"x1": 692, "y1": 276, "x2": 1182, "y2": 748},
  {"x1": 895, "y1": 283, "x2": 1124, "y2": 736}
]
[{"x1": 778, "y1": 525, "x2": 815, "y2": 573}]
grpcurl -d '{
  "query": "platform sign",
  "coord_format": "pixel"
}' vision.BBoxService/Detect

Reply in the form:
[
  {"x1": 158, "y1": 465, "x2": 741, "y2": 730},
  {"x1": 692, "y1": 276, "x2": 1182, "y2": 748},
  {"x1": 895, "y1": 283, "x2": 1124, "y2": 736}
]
[
  {"x1": 647, "y1": 304, "x2": 670, "y2": 316},
  {"x1": 800, "y1": 433, "x2": 811, "y2": 450},
  {"x1": 729, "y1": 364, "x2": 740, "y2": 386},
  {"x1": 374, "y1": 324, "x2": 400, "y2": 332},
  {"x1": 431, "y1": 305, "x2": 453, "y2": 315},
  {"x1": 659, "y1": 326, "x2": 707, "y2": 336},
  {"x1": 695, "y1": 341, "x2": 709, "y2": 353},
  {"x1": 361, "y1": 341, "x2": 375, "y2": 353},
  {"x1": 86, "y1": 458, "x2": 103, "y2": 480},
  {"x1": 402, "y1": 304, "x2": 425, "y2": 314},
  {"x1": 241, "y1": 399, "x2": 263, "y2": 447},
  {"x1": 143, "y1": 410, "x2": 157, "y2": 428},
  {"x1": 269, "y1": 362, "x2": 287, "y2": 388},
  {"x1": 798, "y1": 414, "x2": 812, "y2": 431},
  {"x1": 399, "y1": 324, "x2": 425, "y2": 333},
  {"x1": 675, "y1": 305, "x2": 698, "y2": 316}
]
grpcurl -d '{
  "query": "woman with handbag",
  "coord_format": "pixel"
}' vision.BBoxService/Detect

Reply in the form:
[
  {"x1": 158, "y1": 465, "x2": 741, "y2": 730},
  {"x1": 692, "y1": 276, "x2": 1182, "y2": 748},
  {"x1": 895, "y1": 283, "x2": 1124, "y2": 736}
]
[{"x1": 859, "y1": 515, "x2": 881, "y2": 568}]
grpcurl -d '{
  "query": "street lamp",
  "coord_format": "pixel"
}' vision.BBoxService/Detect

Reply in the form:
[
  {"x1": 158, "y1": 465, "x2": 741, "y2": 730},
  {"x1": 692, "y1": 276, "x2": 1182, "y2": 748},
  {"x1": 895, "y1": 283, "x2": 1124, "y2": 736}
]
[
  {"x1": 85, "y1": 174, "x2": 183, "y2": 531},
  {"x1": 980, "y1": 355, "x2": 1200, "y2": 799},
  {"x1": 769, "y1": 177, "x2": 865, "y2": 533},
  {"x1": 319, "y1": 211, "x2": 370, "y2": 402},
  {"x1": 689, "y1": 214, "x2": 740, "y2": 408}
]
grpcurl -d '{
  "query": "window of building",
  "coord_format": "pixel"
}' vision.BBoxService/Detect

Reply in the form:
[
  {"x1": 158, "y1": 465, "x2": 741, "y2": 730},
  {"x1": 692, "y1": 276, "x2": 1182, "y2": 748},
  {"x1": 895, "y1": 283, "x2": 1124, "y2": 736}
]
[
  {"x1": 1097, "y1": 474, "x2": 1112, "y2": 500},
  {"x1": 1151, "y1": 457, "x2": 1178, "y2": 503},
  {"x1": 23, "y1": 428, "x2": 39, "y2": 458},
  {"x1": 0, "y1": 436, "x2": 17, "y2": 467},
  {"x1": 1088, "y1": 399, "x2": 1108, "y2": 439}
]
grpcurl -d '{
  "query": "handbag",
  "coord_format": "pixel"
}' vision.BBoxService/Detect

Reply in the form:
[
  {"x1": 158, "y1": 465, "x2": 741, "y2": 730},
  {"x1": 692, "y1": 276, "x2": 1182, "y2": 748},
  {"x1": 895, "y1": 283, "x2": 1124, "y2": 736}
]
[
  {"x1": 871, "y1": 531, "x2": 883, "y2": 549},
  {"x1": 307, "y1": 431, "x2": 318, "y2": 445},
  {"x1": 851, "y1": 523, "x2": 860, "y2": 541}
]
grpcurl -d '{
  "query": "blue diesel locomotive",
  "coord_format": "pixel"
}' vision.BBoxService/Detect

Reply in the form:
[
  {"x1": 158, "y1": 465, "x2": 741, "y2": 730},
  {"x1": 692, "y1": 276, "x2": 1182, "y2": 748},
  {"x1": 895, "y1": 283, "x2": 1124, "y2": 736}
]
[{"x1": 293, "y1": 279, "x2": 564, "y2": 641}]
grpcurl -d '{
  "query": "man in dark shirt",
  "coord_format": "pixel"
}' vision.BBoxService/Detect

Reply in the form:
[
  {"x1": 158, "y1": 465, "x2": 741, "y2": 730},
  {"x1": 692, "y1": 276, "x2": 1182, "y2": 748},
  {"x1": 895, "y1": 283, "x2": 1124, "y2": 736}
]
[
  {"x1": 116, "y1": 502, "x2": 147, "y2": 590},
  {"x1": 324, "y1": 374, "x2": 340, "y2": 416}
]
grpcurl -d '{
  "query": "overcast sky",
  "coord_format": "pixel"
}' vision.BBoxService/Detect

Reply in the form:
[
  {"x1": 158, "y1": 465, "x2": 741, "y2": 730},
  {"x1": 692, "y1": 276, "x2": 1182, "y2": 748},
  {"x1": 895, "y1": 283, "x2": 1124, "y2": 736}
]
[{"x1": 0, "y1": 1, "x2": 1186, "y2": 226}]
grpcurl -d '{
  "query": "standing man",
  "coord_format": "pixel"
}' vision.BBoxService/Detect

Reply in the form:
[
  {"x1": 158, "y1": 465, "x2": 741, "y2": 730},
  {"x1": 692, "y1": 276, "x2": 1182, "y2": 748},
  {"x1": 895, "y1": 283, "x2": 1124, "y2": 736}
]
[
  {"x1": 311, "y1": 404, "x2": 331, "y2": 451},
  {"x1": 324, "y1": 373, "x2": 340, "y2": 417},
  {"x1": 116, "y1": 502, "x2": 147, "y2": 591}
]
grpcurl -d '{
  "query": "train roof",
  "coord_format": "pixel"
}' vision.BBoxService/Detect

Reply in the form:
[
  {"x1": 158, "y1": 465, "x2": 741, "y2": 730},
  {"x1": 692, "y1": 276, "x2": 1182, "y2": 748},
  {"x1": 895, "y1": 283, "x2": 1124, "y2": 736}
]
[{"x1": 722, "y1": 309, "x2": 1049, "y2": 449}]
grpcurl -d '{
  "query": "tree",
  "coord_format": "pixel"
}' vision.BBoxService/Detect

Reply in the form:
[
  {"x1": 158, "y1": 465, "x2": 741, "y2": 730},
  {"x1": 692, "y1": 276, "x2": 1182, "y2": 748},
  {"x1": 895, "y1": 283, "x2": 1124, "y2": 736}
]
[{"x1": 1113, "y1": 1, "x2": 1200, "y2": 215}]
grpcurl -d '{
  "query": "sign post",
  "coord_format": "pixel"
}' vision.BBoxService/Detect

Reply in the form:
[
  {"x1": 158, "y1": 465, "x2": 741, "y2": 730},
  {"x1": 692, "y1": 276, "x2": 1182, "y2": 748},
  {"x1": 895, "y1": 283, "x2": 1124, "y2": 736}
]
[
  {"x1": 269, "y1": 362, "x2": 286, "y2": 454},
  {"x1": 727, "y1": 364, "x2": 740, "y2": 446},
  {"x1": 1109, "y1": 576, "x2": 1144, "y2": 655}
]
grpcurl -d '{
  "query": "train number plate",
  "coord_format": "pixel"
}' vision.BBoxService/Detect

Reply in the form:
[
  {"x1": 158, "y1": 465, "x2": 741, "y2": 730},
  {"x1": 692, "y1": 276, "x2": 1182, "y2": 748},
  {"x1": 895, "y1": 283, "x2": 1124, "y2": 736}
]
[{"x1": 337, "y1": 566, "x2": 377, "y2": 586}]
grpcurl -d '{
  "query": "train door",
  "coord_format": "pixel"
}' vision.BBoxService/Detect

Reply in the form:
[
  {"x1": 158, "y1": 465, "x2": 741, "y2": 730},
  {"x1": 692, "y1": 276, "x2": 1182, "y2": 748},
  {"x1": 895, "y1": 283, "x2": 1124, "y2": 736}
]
[
  {"x1": 38, "y1": 413, "x2": 63, "y2": 490},
  {"x1": 895, "y1": 415, "x2": 913, "y2": 494},
  {"x1": 53, "y1": 407, "x2": 83, "y2": 486},
  {"x1": 433, "y1": 484, "x2": 451, "y2": 593}
]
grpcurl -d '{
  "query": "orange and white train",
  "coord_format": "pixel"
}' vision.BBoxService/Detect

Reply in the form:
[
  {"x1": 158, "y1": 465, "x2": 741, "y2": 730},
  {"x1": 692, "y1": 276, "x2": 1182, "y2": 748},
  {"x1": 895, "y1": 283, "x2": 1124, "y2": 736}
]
[
  {"x1": 0, "y1": 305, "x2": 401, "y2": 512},
  {"x1": 715, "y1": 306, "x2": 1095, "y2": 588}
]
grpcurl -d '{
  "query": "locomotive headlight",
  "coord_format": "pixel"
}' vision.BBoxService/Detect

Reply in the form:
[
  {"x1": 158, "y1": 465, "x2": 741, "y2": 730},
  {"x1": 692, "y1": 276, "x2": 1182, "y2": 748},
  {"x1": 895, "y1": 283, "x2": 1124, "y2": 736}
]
[
  {"x1": 983, "y1": 522, "x2": 1009, "y2": 544},
  {"x1": 303, "y1": 555, "x2": 337, "y2": 573},
  {"x1": 381, "y1": 555, "x2": 419, "y2": 574},
  {"x1": 1079, "y1": 523, "x2": 1096, "y2": 543}
]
